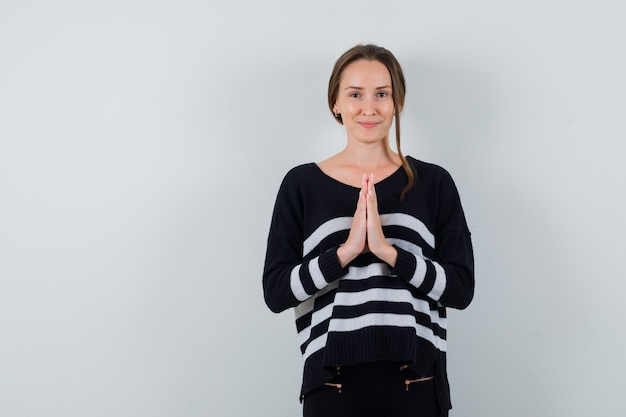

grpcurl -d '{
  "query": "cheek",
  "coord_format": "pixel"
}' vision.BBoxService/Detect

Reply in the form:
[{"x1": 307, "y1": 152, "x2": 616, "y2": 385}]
[{"x1": 342, "y1": 100, "x2": 358, "y2": 111}]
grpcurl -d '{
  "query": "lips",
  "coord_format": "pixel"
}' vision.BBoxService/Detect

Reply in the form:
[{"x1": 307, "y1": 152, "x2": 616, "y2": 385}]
[{"x1": 359, "y1": 121, "x2": 379, "y2": 128}]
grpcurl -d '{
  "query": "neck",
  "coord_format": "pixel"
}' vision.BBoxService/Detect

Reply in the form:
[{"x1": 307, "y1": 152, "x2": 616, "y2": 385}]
[{"x1": 341, "y1": 140, "x2": 398, "y2": 172}]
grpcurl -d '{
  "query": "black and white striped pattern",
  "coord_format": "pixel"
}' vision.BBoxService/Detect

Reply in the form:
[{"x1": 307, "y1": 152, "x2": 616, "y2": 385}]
[
  {"x1": 262, "y1": 158, "x2": 474, "y2": 407},
  {"x1": 292, "y1": 213, "x2": 448, "y2": 362}
]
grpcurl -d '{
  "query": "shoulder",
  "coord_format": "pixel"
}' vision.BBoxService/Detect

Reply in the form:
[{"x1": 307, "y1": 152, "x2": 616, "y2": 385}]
[
  {"x1": 284, "y1": 162, "x2": 318, "y2": 177},
  {"x1": 275, "y1": 163, "x2": 321, "y2": 195},
  {"x1": 280, "y1": 163, "x2": 317, "y2": 185},
  {"x1": 405, "y1": 156, "x2": 464, "y2": 206},
  {"x1": 406, "y1": 156, "x2": 455, "y2": 184},
  {"x1": 405, "y1": 157, "x2": 469, "y2": 232}
]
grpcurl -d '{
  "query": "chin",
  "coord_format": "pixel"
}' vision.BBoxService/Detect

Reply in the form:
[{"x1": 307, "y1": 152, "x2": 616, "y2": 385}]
[{"x1": 356, "y1": 136, "x2": 388, "y2": 145}]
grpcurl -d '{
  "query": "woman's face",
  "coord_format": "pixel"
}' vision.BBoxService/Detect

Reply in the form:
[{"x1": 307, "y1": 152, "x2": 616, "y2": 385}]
[{"x1": 333, "y1": 59, "x2": 395, "y2": 146}]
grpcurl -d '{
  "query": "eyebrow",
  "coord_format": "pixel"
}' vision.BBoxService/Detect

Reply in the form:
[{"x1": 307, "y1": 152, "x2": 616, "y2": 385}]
[{"x1": 344, "y1": 85, "x2": 392, "y2": 91}]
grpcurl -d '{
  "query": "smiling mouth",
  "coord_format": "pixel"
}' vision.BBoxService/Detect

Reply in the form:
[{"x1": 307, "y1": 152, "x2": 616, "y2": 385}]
[{"x1": 359, "y1": 122, "x2": 379, "y2": 128}]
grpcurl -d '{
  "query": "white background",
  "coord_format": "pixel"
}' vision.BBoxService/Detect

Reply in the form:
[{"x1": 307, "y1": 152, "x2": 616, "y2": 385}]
[{"x1": 1, "y1": 1, "x2": 625, "y2": 416}]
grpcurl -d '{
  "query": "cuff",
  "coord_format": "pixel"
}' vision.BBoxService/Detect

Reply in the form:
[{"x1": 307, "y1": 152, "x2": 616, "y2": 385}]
[
  {"x1": 319, "y1": 246, "x2": 349, "y2": 283},
  {"x1": 390, "y1": 245, "x2": 416, "y2": 281}
]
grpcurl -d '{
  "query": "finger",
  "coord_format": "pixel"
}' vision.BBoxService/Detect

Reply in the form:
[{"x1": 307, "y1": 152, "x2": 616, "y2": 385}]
[
  {"x1": 362, "y1": 173, "x2": 368, "y2": 197},
  {"x1": 356, "y1": 189, "x2": 366, "y2": 211},
  {"x1": 367, "y1": 174, "x2": 378, "y2": 208}
]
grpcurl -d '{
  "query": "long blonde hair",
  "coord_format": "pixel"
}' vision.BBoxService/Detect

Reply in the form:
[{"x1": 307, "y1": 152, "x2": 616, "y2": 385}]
[{"x1": 328, "y1": 44, "x2": 414, "y2": 200}]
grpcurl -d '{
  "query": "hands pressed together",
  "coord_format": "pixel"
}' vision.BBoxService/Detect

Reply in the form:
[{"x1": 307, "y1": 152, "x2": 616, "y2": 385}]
[{"x1": 336, "y1": 174, "x2": 398, "y2": 268}]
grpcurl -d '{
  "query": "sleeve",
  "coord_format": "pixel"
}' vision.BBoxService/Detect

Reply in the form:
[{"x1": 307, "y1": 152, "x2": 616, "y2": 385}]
[
  {"x1": 262, "y1": 170, "x2": 348, "y2": 313},
  {"x1": 390, "y1": 170, "x2": 475, "y2": 310}
]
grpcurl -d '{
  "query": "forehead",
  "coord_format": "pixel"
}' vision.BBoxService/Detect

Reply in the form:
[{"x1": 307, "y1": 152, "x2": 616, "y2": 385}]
[{"x1": 339, "y1": 59, "x2": 392, "y2": 87}]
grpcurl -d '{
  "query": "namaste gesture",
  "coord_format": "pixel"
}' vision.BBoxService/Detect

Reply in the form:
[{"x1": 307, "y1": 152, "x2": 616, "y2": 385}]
[{"x1": 336, "y1": 173, "x2": 398, "y2": 268}]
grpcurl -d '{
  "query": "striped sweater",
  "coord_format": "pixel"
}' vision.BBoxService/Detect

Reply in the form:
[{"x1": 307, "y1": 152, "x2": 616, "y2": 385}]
[{"x1": 262, "y1": 156, "x2": 474, "y2": 412}]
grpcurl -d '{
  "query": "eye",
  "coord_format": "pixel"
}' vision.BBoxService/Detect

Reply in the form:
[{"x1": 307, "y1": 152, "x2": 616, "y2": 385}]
[
  {"x1": 349, "y1": 92, "x2": 360, "y2": 98},
  {"x1": 377, "y1": 91, "x2": 389, "y2": 98}
]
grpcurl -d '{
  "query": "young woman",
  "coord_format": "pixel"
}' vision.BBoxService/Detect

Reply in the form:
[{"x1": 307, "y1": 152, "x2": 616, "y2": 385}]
[{"x1": 262, "y1": 44, "x2": 475, "y2": 417}]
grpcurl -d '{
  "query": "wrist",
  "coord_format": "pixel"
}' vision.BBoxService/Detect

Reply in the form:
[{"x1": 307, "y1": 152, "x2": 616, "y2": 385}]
[
  {"x1": 336, "y1": 244, "x2": 359, "y2": 268},
  {"x1": 378, "y1": 244, "x2": 398, "y2": 267}
]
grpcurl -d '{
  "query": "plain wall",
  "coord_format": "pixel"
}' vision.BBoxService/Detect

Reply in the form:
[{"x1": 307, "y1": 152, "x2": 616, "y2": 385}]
[{"x1": 1, "y1": 1, "x2": 625, "y2": 416}]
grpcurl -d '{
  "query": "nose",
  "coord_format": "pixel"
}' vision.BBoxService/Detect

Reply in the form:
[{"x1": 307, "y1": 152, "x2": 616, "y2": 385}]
[{"x1": 362, "y1": 96, "x2": 376, "y2": 116}]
